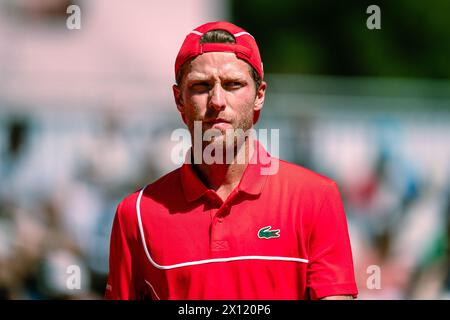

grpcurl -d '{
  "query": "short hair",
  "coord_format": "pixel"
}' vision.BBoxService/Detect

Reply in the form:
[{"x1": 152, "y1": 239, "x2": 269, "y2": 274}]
[{"x1": 176, "y1": 29, "x2": 262, "y2": 90}]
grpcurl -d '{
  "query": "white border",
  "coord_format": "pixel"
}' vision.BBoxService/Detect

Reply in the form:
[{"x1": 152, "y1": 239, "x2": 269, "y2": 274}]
[
  {"x1": 144, "y1": 279, "x2": 161, "y2": 300},
  {"x1": 136, "y1": 186, "x2": 309, "y2": 270},
  {"x1": 189, "y1": 31, "x2": 254, "y2": 39},
  {"x1": 233, "y1": 31, "x2": 254, "y2": 39},
  {"x1": 190, "y1": 30, "x2": 203, "y2": 36}
]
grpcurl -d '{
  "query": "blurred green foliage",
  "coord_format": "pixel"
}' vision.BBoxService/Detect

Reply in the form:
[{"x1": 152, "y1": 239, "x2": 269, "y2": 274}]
[{"x1": 230, "y1": 0, "x2": 450, "y2": 78}]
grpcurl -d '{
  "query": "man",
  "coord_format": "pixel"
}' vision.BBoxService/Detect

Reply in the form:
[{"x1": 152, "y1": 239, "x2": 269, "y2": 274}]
[{"x1": 105, "y1": 21, "x2": 358, "y2": 300}]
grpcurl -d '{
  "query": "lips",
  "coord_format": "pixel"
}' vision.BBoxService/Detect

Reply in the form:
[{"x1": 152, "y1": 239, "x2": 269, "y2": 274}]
[
  {"x1": 204, "y1": 118, "x2": 232, "y2": 130},
  {"x1": 204, "y1": 118, "x2": 230, "y2": 124}
]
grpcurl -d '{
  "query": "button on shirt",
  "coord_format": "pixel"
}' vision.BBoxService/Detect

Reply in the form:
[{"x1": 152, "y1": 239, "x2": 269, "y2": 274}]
[{"x1": 105, "y1": 141, "x2": 358, "y2": 300}]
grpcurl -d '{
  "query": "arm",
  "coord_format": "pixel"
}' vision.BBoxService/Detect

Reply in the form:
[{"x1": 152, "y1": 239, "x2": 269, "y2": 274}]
[
  {"x1": 105, "y1": 202, "x2": 138, "y2": 300},
  {"x1": 306, "y1": 181, "x2": 358, "y2": 300}
]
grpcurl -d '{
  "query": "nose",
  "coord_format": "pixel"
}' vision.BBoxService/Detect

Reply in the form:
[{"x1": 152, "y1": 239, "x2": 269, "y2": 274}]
[{"x1": 208, "y1": 83, "x2": 226, "y2": 111}]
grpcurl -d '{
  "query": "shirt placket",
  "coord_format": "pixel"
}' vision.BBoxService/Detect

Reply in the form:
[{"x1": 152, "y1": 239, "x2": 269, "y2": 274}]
[{"x1": 206, "y1": 191, "x2": 237, "y2": 254}]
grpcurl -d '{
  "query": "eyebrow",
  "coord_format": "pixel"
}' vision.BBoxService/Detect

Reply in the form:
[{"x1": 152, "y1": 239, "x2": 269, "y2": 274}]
[{"x1": 186, "y1": 73, "x2": 247, "y2": 82}]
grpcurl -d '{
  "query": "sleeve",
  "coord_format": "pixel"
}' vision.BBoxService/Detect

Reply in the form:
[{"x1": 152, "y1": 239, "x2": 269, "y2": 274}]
[
  {"x1": 306, "y1": 181, "x2": 358, "y2": 300},
  {"x1": 104, "y1": 201, "x2": 138, "y2": 300}
]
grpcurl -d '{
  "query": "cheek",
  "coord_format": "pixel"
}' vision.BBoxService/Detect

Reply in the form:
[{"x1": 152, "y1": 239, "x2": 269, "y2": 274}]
[
  {"x1": 232, "y1": 90, "x2": 256, "y2": 114},
  {"x1": 183, "y1": 95, "x2": 206, "y2": 118}
]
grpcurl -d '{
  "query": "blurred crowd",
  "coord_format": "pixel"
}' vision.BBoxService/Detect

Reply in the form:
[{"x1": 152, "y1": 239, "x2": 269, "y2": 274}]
[
  {"x1": 0, "y1": 106, "x2": 449, "y2": 299},
  {"x1": 0, "y1": 111, "x2": 163, "y2": 299}
]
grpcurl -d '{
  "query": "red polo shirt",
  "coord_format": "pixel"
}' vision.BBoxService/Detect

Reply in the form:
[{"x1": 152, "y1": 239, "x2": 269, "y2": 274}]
[{"x1": 105, "y1": 141, "x2": 358, "y2": 300}]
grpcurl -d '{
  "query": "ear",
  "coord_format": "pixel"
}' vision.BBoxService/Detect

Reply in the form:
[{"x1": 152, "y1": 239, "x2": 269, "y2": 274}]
[
  {"x1": 253, "y1": 81, "x2": 267, "y2": 124},
  {"x1": 173, "y1": 84, "x2": 187, "y2": 125}
]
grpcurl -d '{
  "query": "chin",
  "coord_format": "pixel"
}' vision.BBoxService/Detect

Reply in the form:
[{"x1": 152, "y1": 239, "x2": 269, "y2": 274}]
[
  {"x1": 206, "y1": 135, "x2": 236, "y2": 151},
  {"x1": 208, "y1": 135, "x2": 227, "y2": 148}
]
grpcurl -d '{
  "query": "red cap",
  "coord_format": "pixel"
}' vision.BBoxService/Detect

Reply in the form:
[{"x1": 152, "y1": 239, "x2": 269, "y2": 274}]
[{"x1": 175, "y1": 21, "x2": 264, "y2": 81}]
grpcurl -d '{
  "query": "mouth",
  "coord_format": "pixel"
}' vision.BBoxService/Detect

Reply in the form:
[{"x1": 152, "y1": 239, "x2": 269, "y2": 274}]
[
  {"x1": 204, "y1": 118, "x2": 232, "y2": 130},
  {"x1": 204, "y1": 118, "x2": 230, "y2": 124}
]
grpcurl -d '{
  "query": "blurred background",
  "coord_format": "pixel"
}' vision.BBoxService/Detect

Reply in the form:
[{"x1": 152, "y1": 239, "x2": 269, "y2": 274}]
[{"x1": 0, "y1": 0, "x2": 449, "y2": 299}]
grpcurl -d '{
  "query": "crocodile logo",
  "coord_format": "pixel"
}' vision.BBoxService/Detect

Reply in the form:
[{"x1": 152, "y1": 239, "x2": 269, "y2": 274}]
[{"x1": 258, "y1": 226, "x2": 280, "y2": 239}]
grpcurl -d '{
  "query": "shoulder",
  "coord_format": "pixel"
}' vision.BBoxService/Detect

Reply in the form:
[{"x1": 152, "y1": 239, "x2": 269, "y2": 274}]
[
  {"x1": 275, "y1": 158, "x2": 338, "y2": 191},
  {"x1": 143, "y1": 167, "x2": 182, "y2": 194},
  {"x1": 115, "y1": 167, "x2": 182, "y2": 225}
]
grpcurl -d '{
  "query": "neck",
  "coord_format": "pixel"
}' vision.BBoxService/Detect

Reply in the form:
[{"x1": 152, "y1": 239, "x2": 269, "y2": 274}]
[{"x1": 192, "y1": 137, "x2": 254, "y2": 201}]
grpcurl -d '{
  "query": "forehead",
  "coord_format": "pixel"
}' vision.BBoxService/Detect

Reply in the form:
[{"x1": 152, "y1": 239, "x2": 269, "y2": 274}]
[{"x1": 186, "y1": 52, "x2": 252, "y2": 80}]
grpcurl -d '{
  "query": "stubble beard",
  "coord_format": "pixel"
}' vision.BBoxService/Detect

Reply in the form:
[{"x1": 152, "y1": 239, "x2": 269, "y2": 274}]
[
  {"x1": 189, "y1": 109, "x2": 254, "y2": 164},
  {"x1": 209, "y1": 113, "x2": 253, "y2": 151}
]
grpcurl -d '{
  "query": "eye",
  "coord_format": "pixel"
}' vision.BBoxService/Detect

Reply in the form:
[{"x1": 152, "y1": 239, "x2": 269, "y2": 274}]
[
  {"x1": 224, "y1": 81, "x2": 244, "y2": 90},
  {"x1": 190, "y1": 82, "x2": 210, "y2": 91}
]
